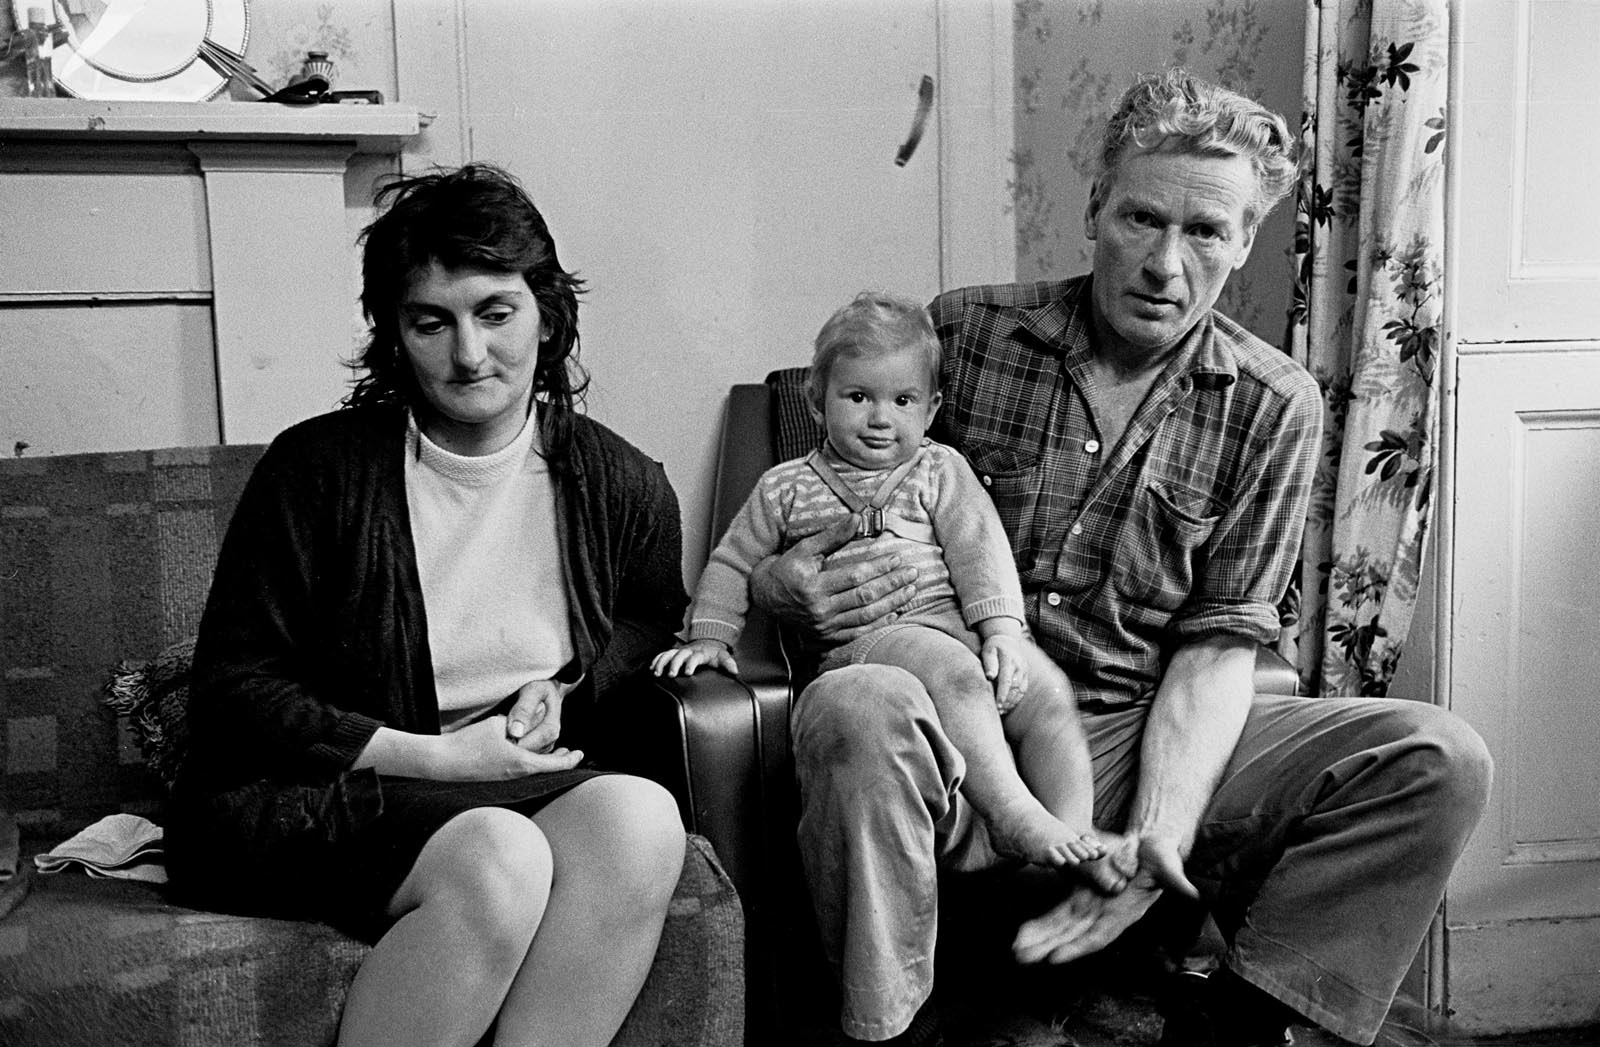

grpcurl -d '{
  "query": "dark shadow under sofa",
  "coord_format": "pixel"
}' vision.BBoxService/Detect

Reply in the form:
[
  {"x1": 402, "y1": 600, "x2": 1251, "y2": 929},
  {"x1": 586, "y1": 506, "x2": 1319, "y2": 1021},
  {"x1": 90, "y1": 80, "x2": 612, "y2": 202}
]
[{"x1": 0, "y1": 445, "x2": 745, "y2": 1047}]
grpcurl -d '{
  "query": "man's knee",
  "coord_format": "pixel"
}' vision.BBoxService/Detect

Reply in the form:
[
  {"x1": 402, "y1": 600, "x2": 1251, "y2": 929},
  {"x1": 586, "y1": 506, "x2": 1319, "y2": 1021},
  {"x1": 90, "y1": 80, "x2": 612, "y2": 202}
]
[
  {"x1": 793, "y1": 664, "x2": 937, "y2": 786},
  {"x1": 1381, "y1": 700, "x2": 1494, "y2": 820},
  {"x1": 794, "y1": 664, "x2": 930, "y2": 744}
]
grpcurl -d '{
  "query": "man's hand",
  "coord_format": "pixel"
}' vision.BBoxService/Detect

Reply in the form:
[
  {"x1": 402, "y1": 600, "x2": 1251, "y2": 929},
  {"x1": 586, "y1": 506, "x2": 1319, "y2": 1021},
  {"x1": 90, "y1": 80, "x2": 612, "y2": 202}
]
[
  {"x1": 652, "y1": 639, "x2": 739, "y2": 678},
  {"x1": 505, "y1": 678, "x2": 575, "y2": 755},
  {"x1": 1011, "y1": 831, "x2": 1197, "y2": 965},
  {"x1": 748, "y1": 513, "x2": 918, "y2": 644}
]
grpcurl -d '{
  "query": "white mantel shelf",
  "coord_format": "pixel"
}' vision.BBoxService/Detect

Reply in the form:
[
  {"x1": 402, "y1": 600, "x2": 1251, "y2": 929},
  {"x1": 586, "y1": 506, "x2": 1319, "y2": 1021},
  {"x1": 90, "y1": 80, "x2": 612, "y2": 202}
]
[{"x1": 0, "y1": 98, "x2": 424, "y2": 153}]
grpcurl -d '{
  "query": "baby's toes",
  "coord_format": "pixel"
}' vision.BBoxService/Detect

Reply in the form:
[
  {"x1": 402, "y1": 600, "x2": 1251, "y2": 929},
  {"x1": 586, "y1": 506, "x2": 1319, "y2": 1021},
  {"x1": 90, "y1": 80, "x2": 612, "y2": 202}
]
[
  {"x1": 1063, "y1": 836, "x2": 1097, "y2": 862},
  {"x1": 1046, "y1": 843, "x2": 1079, "y2": 868}
]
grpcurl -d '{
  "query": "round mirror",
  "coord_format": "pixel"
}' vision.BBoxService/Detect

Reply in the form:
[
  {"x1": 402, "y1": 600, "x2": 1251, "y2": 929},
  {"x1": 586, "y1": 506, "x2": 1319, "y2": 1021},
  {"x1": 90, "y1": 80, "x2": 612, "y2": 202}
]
[{"x1": 51, "y1": 0, "x2": 250, "y2": 102}]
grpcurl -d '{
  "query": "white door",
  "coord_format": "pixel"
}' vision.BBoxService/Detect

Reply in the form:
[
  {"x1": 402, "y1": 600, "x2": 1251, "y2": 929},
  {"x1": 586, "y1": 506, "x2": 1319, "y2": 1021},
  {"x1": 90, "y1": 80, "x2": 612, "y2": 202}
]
[
  {"x1": 398, "y1": 0, "x2": 1011, "y2": 575},
  {"x1": 1443, "y1": 0, "x2": 1600, "y2": 1031},
  {"x1": 1448, "y1": 348, "x2": 1600, "y2": 1032}
]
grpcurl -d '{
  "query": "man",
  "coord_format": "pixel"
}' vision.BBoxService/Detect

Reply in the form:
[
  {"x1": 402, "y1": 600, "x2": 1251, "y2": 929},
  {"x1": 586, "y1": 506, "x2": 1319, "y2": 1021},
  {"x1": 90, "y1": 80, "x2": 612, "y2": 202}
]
[{"x1": 751, "y1": 69, "x2": 1491, "y2": 1047}]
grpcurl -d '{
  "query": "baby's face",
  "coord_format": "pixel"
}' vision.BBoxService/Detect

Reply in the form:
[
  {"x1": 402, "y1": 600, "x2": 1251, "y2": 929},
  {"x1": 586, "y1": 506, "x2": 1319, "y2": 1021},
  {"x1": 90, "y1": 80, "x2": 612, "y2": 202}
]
[{"x1": 817, "y1": 346, "x2": 942, "y2": 470}]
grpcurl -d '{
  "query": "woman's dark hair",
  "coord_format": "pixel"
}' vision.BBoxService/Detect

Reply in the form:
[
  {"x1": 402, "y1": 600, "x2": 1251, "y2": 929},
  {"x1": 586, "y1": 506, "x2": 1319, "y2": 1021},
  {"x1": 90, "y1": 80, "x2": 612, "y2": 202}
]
[{"x1": 345, "y1": 162, "x2": 588, "y2": 462}]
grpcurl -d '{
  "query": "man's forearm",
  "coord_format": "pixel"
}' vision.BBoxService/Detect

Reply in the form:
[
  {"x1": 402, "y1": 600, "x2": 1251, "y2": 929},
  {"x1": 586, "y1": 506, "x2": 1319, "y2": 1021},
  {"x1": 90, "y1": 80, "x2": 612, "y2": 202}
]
[{"x1": 1126, "y1": 637, "x2": 1256, "y2": 856}]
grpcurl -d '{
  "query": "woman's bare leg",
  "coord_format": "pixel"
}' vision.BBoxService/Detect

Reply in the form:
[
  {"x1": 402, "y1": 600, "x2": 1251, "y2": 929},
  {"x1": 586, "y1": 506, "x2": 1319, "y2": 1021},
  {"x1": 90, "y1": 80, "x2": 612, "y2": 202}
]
[
  {"x1": 339, "y1": 806, "x2": 553, "y2": 1047},
  {"x1": 493, "y1": 774, "x2": 686, "y2": 1047}
]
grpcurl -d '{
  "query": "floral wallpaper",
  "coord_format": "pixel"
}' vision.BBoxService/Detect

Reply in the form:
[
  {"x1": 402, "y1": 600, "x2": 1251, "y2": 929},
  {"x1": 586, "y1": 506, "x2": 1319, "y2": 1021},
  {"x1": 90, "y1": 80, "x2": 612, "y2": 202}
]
[
  {"x1": 228, "y1": 1, "x2": 394, "y2": 100},
  {"x1": 1011, "y1": 0, "x2": 1306, "y2": 341}
]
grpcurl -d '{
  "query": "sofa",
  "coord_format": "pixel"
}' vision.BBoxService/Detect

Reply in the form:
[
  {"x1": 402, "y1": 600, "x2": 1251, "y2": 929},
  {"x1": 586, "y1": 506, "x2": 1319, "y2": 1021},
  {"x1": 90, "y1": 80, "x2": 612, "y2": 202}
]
[{"x1": 0, "y1": 445, "x2": 745, "y2": 1047}]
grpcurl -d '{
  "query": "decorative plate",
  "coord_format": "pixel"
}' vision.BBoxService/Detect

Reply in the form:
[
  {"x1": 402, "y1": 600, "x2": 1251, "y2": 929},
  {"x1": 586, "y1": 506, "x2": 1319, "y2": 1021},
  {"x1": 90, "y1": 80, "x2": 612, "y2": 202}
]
[{"x1": 50, "y1": 0, "x2": 251, "y2": 102}]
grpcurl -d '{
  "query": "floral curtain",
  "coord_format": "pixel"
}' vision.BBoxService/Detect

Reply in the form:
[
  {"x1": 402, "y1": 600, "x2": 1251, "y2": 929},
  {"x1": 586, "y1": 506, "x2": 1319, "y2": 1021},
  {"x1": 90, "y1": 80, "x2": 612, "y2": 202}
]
[{"x1": 1284, "y1": 0, "x2": 1449, "y2": 696}]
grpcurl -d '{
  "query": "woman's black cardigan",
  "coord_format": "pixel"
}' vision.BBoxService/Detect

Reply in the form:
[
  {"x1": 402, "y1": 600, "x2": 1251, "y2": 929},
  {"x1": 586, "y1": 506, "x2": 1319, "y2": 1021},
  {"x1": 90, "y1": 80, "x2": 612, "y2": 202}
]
[{"x1": 166, "y1": 404, "x2": 688, "y2": 900}]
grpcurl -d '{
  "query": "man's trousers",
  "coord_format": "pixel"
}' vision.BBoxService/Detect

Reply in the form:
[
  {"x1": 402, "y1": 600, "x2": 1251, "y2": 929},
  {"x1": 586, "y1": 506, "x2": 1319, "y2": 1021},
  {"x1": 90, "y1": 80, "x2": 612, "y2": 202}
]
[{"x1": 791, "y1": 664, "x2": 1492, "y2": 1043}]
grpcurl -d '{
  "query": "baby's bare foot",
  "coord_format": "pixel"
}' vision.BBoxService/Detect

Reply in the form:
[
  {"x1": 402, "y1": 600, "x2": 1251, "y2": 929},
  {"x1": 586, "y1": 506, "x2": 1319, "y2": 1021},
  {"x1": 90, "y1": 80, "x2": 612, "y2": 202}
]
[{"x1": 987, "y1": 803, "x2": 1102, "y2": 869}]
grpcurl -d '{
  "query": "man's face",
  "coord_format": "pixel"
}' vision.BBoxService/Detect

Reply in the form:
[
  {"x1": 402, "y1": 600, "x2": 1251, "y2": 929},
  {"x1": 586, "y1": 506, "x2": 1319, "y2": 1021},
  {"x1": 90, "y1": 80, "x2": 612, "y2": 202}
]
[{"x1": 1085, "y1": 147, "x2": 1259, "y2": 358}]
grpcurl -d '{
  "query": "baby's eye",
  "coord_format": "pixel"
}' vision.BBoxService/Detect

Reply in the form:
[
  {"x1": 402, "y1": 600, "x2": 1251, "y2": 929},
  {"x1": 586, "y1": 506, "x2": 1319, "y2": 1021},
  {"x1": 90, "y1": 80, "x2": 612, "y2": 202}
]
[
  {"x1": 847, "y1": 392, "x2": 867, "y2": 403},
  {"x1": 895, "y1": 395, "x2": 914, "y2": 407}
]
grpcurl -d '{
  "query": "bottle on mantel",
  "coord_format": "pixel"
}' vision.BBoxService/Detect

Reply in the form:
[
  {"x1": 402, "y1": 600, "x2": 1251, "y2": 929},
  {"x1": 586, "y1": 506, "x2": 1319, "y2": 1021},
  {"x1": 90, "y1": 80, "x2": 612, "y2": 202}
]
[{"x1": 23, "y1": 6, "x2": 52, "y2": 98}]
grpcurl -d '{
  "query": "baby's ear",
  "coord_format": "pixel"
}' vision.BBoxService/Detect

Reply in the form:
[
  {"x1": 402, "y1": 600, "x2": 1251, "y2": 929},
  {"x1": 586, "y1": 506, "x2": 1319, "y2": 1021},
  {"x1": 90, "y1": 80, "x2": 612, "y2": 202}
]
[
  {"x1": 807, "y1": 400, "x2": 826, "y2": 426},
  {"x1": 925, "y1": 390, "x2": 944, "y2": 429}
]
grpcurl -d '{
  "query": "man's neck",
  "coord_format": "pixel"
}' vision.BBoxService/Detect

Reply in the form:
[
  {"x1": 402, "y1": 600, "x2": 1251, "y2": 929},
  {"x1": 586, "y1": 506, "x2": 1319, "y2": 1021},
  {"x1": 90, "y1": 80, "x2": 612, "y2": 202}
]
[
  {"x1": 1087, "y1": 309, "x2": 1188, "y2": 384},
  {"x1": 1083, "y1": 308, "x2": 1193, "y2": 451}
]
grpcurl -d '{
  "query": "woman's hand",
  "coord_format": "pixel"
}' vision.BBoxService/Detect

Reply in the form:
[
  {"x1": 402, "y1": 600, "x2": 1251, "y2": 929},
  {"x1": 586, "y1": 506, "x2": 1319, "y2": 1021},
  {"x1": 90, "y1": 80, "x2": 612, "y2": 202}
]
[
  {"x1": 505, "y1": 678, "x2": 575, "y2": 754},
  {"x1": 427, "y1": 715, "x2": 584, "y2": 780},
  {"x1": 748, "y1": 513, "x2": 919, "y2": 645},
  {"x1": 652, "y1": 639, "x2": 739, "y2": 678}
]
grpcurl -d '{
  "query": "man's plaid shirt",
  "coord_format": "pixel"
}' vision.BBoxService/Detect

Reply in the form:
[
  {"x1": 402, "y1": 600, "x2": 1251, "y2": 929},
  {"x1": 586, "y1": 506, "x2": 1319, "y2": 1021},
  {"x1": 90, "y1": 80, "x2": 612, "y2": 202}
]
[{"x1": 929, "y1": 277, "x2": 1322, "y2": 706}]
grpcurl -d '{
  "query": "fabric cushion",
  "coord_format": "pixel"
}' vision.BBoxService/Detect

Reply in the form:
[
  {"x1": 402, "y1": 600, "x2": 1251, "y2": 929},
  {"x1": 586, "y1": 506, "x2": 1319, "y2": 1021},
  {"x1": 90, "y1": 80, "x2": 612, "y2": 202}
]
[
  {"x1": 101, "y1": 639, "x2": 196, "y2": 794},
  {"x1": 766, "y1": 367, "x2": 824, "y2": 463},
  {"x1": 0, "y1": 833, "x2": 743, "y2": 1047},
  {"x1": 0, "y1": 445, "x2": 266, "y2": 841}
]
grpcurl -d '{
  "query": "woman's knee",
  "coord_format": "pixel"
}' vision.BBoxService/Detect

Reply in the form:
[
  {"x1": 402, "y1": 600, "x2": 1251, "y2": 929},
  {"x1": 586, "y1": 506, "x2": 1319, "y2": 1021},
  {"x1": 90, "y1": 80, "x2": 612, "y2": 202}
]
[
  {"x1": 400, "y1": 807, "x2": 552, "y2": 953},
  {"x1": 566, "y1": 776, "x2": 686, "y2": 901}
]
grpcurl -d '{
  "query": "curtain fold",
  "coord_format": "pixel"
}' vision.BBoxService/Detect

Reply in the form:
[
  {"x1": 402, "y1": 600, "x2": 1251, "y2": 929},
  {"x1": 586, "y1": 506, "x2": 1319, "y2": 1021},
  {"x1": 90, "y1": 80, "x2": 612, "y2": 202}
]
[{"x1": 1285, "y1": 0, "x2": 1449, "y2": 696}]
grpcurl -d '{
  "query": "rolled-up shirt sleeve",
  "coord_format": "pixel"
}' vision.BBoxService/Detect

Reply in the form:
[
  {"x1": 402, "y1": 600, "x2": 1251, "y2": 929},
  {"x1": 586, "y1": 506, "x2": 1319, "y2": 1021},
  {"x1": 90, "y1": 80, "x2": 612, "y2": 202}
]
[{"x1": 1169, "y1": 376, "x2": 1322, "y2": 644}]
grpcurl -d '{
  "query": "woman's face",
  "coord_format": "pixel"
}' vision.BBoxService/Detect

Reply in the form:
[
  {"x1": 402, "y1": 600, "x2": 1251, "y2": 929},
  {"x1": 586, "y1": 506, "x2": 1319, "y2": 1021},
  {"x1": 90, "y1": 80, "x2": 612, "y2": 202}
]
[{"x1": 398, "y1": 262, "x2": 546, "y2": 456}]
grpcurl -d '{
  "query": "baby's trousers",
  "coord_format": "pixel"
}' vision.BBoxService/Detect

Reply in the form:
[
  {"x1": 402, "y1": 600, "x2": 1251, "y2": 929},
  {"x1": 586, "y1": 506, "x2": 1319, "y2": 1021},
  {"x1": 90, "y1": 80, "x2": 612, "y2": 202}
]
[{"x1": 791, "y1": 665, "x2": 1492, "y2": 1043}]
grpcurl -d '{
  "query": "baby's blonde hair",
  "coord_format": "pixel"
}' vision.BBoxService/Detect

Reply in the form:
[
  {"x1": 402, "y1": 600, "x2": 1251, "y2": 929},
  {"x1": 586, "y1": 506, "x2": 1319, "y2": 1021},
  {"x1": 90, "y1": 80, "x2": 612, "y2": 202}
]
[{"x1": 805, "y1": 291, "x2": 941, "y2": 414}]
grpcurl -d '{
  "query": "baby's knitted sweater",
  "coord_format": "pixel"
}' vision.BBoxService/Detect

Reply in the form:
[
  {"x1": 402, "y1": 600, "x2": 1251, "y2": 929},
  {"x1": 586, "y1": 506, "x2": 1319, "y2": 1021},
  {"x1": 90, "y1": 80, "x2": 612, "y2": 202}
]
[{"x1": 688, "y1": 439, "x2": 1025, "y2": 652}]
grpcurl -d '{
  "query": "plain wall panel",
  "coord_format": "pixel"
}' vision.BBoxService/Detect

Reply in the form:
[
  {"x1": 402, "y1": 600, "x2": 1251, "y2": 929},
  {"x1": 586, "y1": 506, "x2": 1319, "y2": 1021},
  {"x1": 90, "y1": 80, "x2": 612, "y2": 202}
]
[
  {"x1": 0, "y1": 169, "x2": 210, "y2": 296},
  {"x1": 1, "y1": 302, "x2": 219, "y2": 455}
]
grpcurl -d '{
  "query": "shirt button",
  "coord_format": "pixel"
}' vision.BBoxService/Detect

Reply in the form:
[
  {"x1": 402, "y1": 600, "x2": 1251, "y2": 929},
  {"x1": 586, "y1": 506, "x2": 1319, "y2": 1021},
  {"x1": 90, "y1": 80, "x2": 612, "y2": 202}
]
[
  {"x1": 1045, "y1": 592, "x2": 1062, "y2": 607},
  {"x1": 1071, "y1": 523, "x2": 1084, "y2": 535},
  {"x1": 981, "y1": 475, "x2": 992, "y2": 487},
  {"x1": 1084, "y1": 439, "x2": 1101, "y2": 453}
]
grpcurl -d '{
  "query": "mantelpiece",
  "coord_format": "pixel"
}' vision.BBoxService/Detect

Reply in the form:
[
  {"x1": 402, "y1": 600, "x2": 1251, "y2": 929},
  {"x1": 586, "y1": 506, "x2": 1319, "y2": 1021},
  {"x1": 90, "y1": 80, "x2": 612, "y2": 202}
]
[
  {"x1": 0, "y1": 100, "x2": 424, "y2": 453},
  {"x1": 0, "y1": 98, "x2": 422, "y2": 153}
]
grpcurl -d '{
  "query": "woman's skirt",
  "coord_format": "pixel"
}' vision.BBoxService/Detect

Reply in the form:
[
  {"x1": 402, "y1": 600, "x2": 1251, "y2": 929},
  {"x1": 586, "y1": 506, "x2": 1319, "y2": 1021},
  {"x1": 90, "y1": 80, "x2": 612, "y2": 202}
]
[{"x1": 335, "y1": 768, "x2": 607, "y2": 939}]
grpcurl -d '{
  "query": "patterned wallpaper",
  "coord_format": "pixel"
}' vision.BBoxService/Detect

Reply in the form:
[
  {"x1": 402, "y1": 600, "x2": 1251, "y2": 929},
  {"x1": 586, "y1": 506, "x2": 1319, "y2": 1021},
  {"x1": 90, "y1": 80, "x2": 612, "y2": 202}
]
[{"x1": 1012, "y1": 0, "x2": 1306, "y2": 342}]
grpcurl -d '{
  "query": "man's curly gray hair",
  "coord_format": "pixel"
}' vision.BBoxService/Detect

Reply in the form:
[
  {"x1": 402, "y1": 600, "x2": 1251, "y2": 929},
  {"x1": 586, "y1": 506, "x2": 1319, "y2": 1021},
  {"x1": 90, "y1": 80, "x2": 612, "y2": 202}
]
[{"x1": 1098, "y1": 67, "x2": 1297, "y2": 225}]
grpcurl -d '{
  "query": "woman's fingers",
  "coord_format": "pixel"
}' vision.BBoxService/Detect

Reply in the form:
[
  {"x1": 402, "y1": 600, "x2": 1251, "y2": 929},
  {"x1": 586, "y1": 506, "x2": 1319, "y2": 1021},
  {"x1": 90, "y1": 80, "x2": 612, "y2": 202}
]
[
  {"x1": 506, "y1": 682, "x2": 548, "y2": 740},
  {"x1": 521, "y1": 747, "x2": 583, "y2": 773}
]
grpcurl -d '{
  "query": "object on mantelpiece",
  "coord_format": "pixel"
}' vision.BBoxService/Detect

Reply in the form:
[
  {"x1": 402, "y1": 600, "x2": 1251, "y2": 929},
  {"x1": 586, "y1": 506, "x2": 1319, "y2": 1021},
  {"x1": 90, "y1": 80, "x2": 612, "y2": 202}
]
[
  {"x1": 49, "y1": 0, "x2": 251, "y2": 102},
  {"x1": 298, "y1": 49, "x2": 334, "y2": 89},
  {"x1": 22, "y1": 6, "x2": 52, "y2": 97}
]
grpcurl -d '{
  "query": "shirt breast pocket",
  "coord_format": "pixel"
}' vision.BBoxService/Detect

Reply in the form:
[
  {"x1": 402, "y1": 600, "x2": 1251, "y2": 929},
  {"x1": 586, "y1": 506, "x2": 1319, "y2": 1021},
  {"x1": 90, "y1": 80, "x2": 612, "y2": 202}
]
[
  {"x1": 1111, "y1": 479, "x2": 1224, "y2": 612},
  {"x1": 960, "y1": 443, "x2": 1040, "y2": 545}
]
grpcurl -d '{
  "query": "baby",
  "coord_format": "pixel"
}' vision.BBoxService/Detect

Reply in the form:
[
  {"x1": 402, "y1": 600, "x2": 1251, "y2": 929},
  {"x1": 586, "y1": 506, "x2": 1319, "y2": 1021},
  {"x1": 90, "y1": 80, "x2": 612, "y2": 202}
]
[{"x1": 654, "y1": 291, "x2": 1107, "y2": 875}]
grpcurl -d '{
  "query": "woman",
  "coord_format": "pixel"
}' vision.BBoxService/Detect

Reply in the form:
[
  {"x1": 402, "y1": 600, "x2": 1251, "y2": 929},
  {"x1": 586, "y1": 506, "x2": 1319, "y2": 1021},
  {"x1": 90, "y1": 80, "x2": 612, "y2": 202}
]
[{"x1": 167, "y1": 164, "x2": 690, "y2": 1047}]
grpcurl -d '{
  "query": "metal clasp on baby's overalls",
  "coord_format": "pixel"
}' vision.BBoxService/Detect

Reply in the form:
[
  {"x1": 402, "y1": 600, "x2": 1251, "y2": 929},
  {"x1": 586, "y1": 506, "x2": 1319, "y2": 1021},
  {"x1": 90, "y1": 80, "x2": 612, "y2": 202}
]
[{"x1": 855, "y1": 506, "x2": 886, "y2": 539}]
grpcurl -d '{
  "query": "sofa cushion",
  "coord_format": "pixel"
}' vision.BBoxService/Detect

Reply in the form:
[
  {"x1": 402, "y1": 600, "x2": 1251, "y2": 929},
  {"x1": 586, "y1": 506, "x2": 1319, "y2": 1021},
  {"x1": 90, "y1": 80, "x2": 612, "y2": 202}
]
[
  {"x1": 0, "y1": 833, "x2": 743, "y2": 1047},
  {"x1": 0, "y1": 445, "x2": 266, "y2": 841}
]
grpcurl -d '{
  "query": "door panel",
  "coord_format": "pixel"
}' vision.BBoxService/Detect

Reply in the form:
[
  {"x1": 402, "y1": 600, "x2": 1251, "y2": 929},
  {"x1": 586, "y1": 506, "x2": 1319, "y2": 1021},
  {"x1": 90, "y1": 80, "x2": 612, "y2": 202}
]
[
  {"x1": 461, "y1": 0, "x2": 941, "y2": 572},
  {"x1": 1456, "y1": 0, "x2": 1600, "y2": 341},
  {"x1": 1447, "y1": 347, "x2": 1600, "y2": 1031}
]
